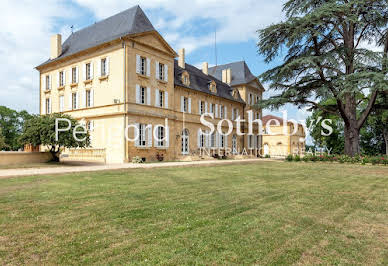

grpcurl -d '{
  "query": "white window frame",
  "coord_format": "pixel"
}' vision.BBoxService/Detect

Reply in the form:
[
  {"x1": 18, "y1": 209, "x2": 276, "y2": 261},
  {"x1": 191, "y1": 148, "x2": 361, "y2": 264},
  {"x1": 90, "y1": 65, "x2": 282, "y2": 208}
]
[
  {"x1": 45, "y1": 75, "x2": 50, "y2": 91},
  {"x1": 140, "y1": 87, "x2": 146, "y2": 104},
  {"x1": 72, "y1": 67, "x2": 77, "y2": 84},
  {"x1": 45, "y1": 98, "x2": 51, "y2": 114},
  {"x1": 181, "y1": 129, "x2": 189, "y2": 155},
  {"x1": 101, "y1": 58, "x2": 107, "y2": 76},
  {"x1": 85, "y1": 63, "x2": 91, "y2": 80},
  {"x1": 86, "y1": 90, "x2": 91, "y2": 108},
  {"x1": 159, "y1": 90, "x2": 164, "y2": 108},
  {"x1": 159, "y1": 63, "x2": 165, "y2": 81},
  {"x1": 157, "y1": 126, "x2": 165, "y2": 147},
  {"x1": 72, "y1": 92, "x2": 77, "y2": 110},
  {"x1": 138, "y1": 124, "x2": 147, "y2": 147},
  {"x1": 183, "y1": 97, "x2": 188, "y2": 113},
  {"x1": 59, "y1": 95, "x2": 64, "y2": 112},
  {"x1": 59, "y1": 71, "x2": 64, "y2": 87}
]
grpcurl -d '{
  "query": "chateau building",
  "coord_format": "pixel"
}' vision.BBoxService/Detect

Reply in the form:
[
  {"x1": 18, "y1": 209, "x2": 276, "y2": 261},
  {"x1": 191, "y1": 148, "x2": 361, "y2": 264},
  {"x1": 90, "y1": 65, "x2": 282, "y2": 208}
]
[{"x1": 36, "y1": 5, "x2": 265, "y2": 163}]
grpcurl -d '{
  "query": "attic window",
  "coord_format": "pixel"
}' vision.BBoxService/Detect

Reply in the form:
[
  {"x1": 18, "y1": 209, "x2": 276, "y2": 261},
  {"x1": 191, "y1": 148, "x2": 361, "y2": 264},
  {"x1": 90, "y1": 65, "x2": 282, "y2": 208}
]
[
  {"x1": 208, "y1": 81, "x2": 217, "y2": 93},
  {"x1": 232, "y1": 89, "x2": 239, "y2": 99},
  {"x1": 181, "y1": 71, "x2": 190, "y2": 86}
]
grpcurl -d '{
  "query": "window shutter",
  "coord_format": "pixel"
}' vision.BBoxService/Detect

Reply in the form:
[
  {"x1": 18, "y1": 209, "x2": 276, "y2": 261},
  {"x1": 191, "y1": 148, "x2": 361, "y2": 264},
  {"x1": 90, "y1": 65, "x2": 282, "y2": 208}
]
[
  {"x1": 147, "y1": 124, "x2": 152, "y2": 147},
  {"x1": 155, "y1": 89, "x2": 160, "y2": 107},
  {"x1": 136, "y1": 85, "x2": 140, "y2": 104},
  {"x1": 165, "y1": 126, "x2": 170, "y2": 148},
  {"x1": 83, "y1": 64, "x2": 86, "y2": 80},
  {"x1": 64, "y1": 70, "x2": 67, "y2": 85},
  {"x1": 225, "y1": 134, "x2": 228, "y2": 148},
  {"x1": 180, "y1": 96, "x2": 184, "y2": 112},
  {"x1": 75, "y1": 66, "x2": 79, "y2": 83},
  {"x1": 68, "y1": 93, "x2": 72, "y2": 110},
  {"x1": 80, "y1": 90, "x2": 85, "y2": 108},
  {"x1": 106, "y1": 57, "x2": 110, "y2": 75},
  {"x1": 206, "y1": 131, "x2": 210, "y2": 148},
  {"x1": 165, "y1": 92, "x2": 168, "y2": 108},
  {"x1": 43, "y1": 98, "x2": 46, "y2": 115},
  {"x1": 48, "y1": 98, "x2": 51, "y2": 114},
  {"x1": 224, "y1": 106, "x2": 227, "y2": 119},
  {"x1": 90, "y1": 89, "x2": 94, "y2": 107},
  {"x1": 164, "y1": 65, "x2": 168, "y2": 82},
  {"x1": 198, "y1": 100, "x2": 201, "y2": 115},
  {"x1": 219, "y1": 105, "x2": 222, "y2": 118},
  {"x1": 205, "y1": 102, "x2": 208, "y2": 114},
  {"x1": 43, "y1": 76, "x2": 47, "y2": 91},
  {"x1": 253, "y1": 135, "x2": 257, "y2": 148},
  {"x1": 90, "y1": 121, "x2": 94, "y2": 132},
  {"x1": 57, "y1": 72, "x2": 60, "y2": 87},
  {"x1": 90, "y1": 62, "x2": 94, "y2": 78},
  {"x1": 232, "y1": 108, "x2": 235, "y2": 120},
  {"x1": 188, "y1": 98, "x2": 192, "y2": 113},
  {"x1": 197, "y1": 129, "x2": 201, "y2": 148},
  {"x1": 155, "y1": 61, "x2": 159, "y2": 79},
  {"x1": 76, "y1": 92, "x2": 80, "y2": 109},
  {"x1": 147, "y1": 87, "x2": 151, "y2": 105},
  {"x1": 237, "y1": 109, "x2": 239, "y2": 119},
  {"x1": 134, "y1": 123, "x2": 140, "y2": 147},
  {"x1": 60, "y1": 96, "x2": 64, "y2": 112},
  {"x1": 98, "y1": 59, "x2": 101, "y2": 77},
  {"x1": 146, "y1": 58, "x2": 151, "y2": 77},
  {"x1": 215, "y1": 104, "x2": 219, "y2": 118},
  {"x1": 136, "y1": 55, "x2": 140, "y2": 74}
]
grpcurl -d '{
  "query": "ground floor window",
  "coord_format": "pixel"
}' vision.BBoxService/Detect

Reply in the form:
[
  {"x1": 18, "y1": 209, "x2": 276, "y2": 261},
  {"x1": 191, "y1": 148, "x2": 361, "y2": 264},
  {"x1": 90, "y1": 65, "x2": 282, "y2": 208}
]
[
  {"x1": 157, "y1": 126, "x2": 165, "y2": 147},
  {"x1": 138, "y1": 124, "x2": 147, "y2": 147},
  {"x1": 181, "y1": 129, "x2": 189, "y2": 154}
]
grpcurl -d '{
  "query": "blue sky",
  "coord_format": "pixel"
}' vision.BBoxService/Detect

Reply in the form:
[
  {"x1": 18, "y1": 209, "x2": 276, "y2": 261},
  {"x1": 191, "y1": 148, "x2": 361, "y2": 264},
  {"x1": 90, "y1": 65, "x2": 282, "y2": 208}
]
[{"x1": 0, "y1": 0, "x2": 311, "y2": 128}]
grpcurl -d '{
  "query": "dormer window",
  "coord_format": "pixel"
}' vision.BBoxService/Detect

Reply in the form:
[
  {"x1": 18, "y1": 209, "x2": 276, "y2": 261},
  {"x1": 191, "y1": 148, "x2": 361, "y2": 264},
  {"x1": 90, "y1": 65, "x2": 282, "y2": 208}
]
[
  {"x1": 232, "y1": 89, "x2": 239, "y2": 99},
  {"x1": 181, "y1": 71, "x2": 190, "y2": 86},
  {"x1": 208, "y1": 81, "x2": 217, "y2": 93}
]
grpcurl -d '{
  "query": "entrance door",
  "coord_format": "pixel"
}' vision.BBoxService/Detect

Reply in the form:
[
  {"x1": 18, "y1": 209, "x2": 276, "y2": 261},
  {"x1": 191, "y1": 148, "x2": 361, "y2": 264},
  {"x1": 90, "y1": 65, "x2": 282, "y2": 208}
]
[{"x1": 181, "y1": 129, "x2": 189, "y2": 155}]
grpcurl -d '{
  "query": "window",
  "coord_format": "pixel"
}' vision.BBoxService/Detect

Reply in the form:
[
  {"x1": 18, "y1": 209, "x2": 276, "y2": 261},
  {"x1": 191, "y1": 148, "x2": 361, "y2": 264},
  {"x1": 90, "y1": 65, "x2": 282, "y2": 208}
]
[
  {"x1": 232, "y1": 108, "x2": 239, "y2": 120},
  {"x1": 45, "y1": 75, "x2": 50, "y2": 90},
  {"x1": 183, "y1": 97, "x2": 188, "y2": 112},
  {"x1": 59, "y1": 71, "x2": 64, "y2": 87},
  {"x1": 220, "y1": 134, "x2": 225, "y2": 148},
  {"x1": 232, "y1": 135, "x2": 237, "y2": 153},
  {"x1": 85, "y1": 63, "x2": 91, "y2": 80},
  {"x1": 159, "y1": 63, "x2": 165, "y2": 80},
  {"x1": 210, "y1": 132, "x2": 216, "y2": 148},
  {"x1": 86, "y1": 90, "x2": 91, "y2": 108},
  {"x1": 220, "y1": 105, "x2": 224, "y2": 118},
  {"x1": 72, "y1": 93, "x2": 77, "y2": 110},
  {"x1": 86, "y1": 121, "x2": 91, "y2": 131},
  {"x1": 157, "y1": 126, "x2": 165, "y2": 147},
  {"x1": 256, "y1": 135, "x2": 260, "y2": 148},
  {"x1": 101, "y1": 58, "x2": 107, "y2": 76},
  {"x1": 140, "y1": 56, "x2": 146, "y2": 75},
  {"x1": 158, "y1": 90, "x2": 164, "y2": 108},
  {"x1": 45, "y1": 98, "x2": 51, "y2": 114},
  {"x1": 209, "y1": 104, "x2": 215, "y2": 115},
  {"x1": 138, "y1": 124, "x2": 147, "y2": 147},
  {"x1": 199, "y1": 130, "x2": 205, "y2": 148},
  {"x1": 72, "y1": 67, "x2": 77, "y2": 83},
  {"x1": 59, "y1": 95, "x2": 64, "y2": 112},
  {"x1": 140, "y1": 86, "x2": 146, "y2": 104},
  {"x1": 248, "y1": 135, "x2": 253, "y2": 148},
  {"x1": 181, "y1": 129, "x2": 189, "y2": 154},
  {"x1": 200, "y1": 101, "x2": 205, "y2": 115},
  {"x1": 256, "y1": 95, "x2": 260, "y2": 104}
]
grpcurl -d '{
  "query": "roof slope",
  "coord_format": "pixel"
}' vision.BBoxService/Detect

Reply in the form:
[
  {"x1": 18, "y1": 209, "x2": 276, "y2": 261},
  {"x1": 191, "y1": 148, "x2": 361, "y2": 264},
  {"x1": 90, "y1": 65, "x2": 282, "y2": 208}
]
[
  {"x1": 38, "y1": 5, "x2": 155, "y2": 67},
  {"x1": 208, "y1": 61, "x2": 258, "y2": 86},
  {"x1": 174, "y1": 60, "x2": 245, "y2": 104}
]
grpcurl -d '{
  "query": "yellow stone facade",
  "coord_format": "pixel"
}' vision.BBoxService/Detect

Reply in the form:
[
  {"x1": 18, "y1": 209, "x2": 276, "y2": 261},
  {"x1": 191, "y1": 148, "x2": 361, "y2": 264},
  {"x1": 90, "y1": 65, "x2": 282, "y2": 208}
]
[{"x1": 36, "y1": 6, "x2": 269, "y2": 163}]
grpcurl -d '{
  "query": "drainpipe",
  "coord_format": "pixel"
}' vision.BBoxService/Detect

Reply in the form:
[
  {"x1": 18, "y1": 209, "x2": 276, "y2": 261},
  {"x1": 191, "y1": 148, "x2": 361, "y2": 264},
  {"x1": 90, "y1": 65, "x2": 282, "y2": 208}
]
[{"x1": 121, "y1": 38, "x2": 127, "y2": 162}]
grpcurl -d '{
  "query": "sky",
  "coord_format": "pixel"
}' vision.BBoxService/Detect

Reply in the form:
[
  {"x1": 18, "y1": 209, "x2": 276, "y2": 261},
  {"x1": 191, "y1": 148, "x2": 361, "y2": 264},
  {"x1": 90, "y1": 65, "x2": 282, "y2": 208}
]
[{"x1": 0, "y1": 0, "x2": 311, "y2": 128}]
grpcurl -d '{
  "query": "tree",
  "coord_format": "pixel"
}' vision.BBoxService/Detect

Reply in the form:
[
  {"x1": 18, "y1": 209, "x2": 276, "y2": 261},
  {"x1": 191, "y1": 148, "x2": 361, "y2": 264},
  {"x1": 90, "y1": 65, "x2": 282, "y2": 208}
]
[
  {"x1": 0, "y1": 128, "x2": 6, "y2": 150},
  {"x1": 0, "y1": 106, "x2": 32, "y2": 150},
  {"x1": 257, "y1": 0, "x2": 388, "y2": 156},
  {"x1": 19, "y1": 114, "x2": 90, "y2": 161}
]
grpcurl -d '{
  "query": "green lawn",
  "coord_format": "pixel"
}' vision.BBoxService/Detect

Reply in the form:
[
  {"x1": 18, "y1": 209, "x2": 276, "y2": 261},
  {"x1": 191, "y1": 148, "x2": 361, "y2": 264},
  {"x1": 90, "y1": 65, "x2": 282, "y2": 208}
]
[{"x1": 0, "y1": 162, "x2": 387, "y2": 264}]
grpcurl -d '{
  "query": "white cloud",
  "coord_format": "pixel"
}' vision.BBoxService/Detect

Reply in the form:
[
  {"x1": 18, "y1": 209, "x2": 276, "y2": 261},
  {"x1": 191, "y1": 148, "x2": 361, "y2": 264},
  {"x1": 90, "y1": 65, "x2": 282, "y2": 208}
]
[
  {"x1": 73, "y1": 0, "x2": 285, "y2": 53},
  {"x1": 0, "y1": 0, "x2": 76, "y2": 113}
]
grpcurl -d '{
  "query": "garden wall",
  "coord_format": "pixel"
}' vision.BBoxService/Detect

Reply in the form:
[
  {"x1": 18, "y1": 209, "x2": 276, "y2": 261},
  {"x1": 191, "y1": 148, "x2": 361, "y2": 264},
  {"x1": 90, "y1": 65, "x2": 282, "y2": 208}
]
[{"x1": 0, "y1": 152, "x2": 53, "y2": 166}]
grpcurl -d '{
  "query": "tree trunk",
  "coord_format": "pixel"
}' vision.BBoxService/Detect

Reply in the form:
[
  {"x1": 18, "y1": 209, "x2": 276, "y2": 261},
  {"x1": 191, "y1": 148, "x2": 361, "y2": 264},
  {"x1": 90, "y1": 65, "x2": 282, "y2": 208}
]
[
  {"x1": 344, "y1": 123, "x2": 360, "y2": 156},
  {"x1": 384, "y1": 128, "x2": 388, "y2": 156},
  {"x1": 50, "y1": 146, "x2": 60, "y2": 162}
]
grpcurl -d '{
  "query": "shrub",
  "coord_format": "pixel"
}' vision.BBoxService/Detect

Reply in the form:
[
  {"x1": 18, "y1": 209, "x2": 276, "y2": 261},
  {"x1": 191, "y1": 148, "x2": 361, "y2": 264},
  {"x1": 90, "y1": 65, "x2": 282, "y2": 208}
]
[
  {"x1": 156, "y1": 152, "x2": 164, "y2": 162},
  {"x1": 294, "y1": 155, "x2": 301, "y2": 162},
  {"x1": 286, "y1": 155, "x2": 293, "y2": 162},
  {"x1": 132, "y1": 156, "x2": 144, "y2": 163},
  {"x1": 265, "y1": 154, "x2": 271, "y2": 158}
]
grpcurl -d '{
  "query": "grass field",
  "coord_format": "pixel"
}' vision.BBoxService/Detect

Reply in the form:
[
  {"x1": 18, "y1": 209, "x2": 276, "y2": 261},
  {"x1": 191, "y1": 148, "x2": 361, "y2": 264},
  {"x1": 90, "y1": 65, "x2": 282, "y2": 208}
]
[{"x1": 0, "y1": 162, "x2": 387, "y2": 264}]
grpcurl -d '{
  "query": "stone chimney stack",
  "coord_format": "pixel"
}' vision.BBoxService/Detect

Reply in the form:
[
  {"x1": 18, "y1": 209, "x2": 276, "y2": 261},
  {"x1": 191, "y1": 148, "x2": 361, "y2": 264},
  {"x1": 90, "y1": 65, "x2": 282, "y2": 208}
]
[
  {"x1": 50, "y1": 34, "x2": 62, "y2": 60},
  {"x1": 226, "y1": 68, "x2": 231, "y2": 84},
  {"x1": 178, "y1": 48, "x2": 185, "y2": 68},
  {"x1": 222, "y1": 69, "x2": 227, "y2": 83},
  {"x1": 202, "y1": 62, "x2": 208, "y2": 75}
]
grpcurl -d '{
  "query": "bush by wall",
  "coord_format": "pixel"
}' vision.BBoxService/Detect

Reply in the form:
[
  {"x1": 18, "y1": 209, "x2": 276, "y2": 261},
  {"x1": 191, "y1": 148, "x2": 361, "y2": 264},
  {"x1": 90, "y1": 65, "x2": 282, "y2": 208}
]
[{"x1": 286, "y1": 154, "x2": 387, "y2": 165}]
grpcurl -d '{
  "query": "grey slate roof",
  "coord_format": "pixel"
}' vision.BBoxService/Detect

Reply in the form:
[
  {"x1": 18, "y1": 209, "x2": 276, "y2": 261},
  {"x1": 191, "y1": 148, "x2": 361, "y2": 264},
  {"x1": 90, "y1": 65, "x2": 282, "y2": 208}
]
[
  {"x1": 174, "y1": 60, "x2": 245, "y2": 104},
  {"x1": 208, "y1": 61, "x2": 258, "y2": 87},
  {"x1": 38, "y1": 5, "x2": 155, "y2": 67}
]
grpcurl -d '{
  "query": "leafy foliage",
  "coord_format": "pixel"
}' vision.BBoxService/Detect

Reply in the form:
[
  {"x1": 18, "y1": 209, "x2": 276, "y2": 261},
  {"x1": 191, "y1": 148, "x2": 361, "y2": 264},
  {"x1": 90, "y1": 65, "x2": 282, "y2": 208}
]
[
  {"x1": 0, "y1": 128, "x2": 6, "y2": 150},
  {"x1": 19, "y1": 114, "x2": 90, "y2": 161},
  {"x1": 0, "y1": 106, "x2": 32, "y2": 150},
  {"x1": 257, "y1": 0, "x2": 388, "y2": 155}
]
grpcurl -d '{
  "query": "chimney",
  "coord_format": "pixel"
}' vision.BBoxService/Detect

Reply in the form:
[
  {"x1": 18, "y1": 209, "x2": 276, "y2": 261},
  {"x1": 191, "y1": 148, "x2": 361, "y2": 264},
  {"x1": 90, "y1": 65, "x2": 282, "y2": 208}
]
[
  {"x1": 202, "y1": 62, "x2": 208, "y2": 75},
  {"x1": 226, "y1": 68, "x2": 232, "y2": 84},
  {"x1": 178, "y1": 48, "x2": 185, "y2": 68},
  {"x1": 50, "y1": 34, "x2": 62, "y2": 60},
  {"x1": 222, "y1": 69, "x2": 227, "y2": 83}
]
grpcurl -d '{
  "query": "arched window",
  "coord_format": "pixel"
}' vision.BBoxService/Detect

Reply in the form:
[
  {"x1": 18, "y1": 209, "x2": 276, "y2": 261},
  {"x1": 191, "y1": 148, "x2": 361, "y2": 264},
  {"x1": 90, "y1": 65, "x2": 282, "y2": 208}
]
[{"x1": 181, "y1": 129, "x2": 189, "y2": 155}]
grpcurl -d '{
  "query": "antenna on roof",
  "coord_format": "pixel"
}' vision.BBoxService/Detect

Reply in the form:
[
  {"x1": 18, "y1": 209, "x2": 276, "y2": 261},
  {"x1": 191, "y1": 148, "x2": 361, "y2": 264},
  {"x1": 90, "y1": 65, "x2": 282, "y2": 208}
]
[
  {"x1": 70, "y1": 25, "x2": 74, "y2": 34},
  {"x1": 214, "y1": 25, "x2": 218, "y2": 67}
]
